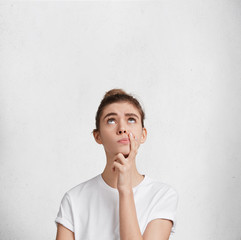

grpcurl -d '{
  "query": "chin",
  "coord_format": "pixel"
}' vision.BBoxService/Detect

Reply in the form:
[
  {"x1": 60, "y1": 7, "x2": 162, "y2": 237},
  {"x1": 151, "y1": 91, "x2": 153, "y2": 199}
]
[
  {"x1": 120, "y1": 149, "x2": 130, "y2": 158},
  {"x1": 108, "y1": 146, "x2": 130, "y2": 157}
]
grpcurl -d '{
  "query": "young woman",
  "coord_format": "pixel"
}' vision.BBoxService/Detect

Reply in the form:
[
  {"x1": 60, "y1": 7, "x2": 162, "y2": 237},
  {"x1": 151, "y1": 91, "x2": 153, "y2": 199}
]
[{"x1": 55, "y1": 89, "x2": 178, "y2": 240}]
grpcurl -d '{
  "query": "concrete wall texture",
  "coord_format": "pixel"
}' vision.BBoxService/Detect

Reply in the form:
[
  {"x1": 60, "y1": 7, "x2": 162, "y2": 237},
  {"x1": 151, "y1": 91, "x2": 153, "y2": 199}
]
[{"x1": 0, "y1": 1, "x2": 240, "y2": 239}]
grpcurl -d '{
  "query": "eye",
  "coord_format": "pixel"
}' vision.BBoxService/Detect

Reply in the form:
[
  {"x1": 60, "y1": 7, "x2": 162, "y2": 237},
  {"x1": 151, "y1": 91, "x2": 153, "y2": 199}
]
[
  {"x1": 128, "y1": 117, "x2": 136, "y2": 123},
  {"x1": 107, "y1": 118, "x2": 116, "y2": 124}
]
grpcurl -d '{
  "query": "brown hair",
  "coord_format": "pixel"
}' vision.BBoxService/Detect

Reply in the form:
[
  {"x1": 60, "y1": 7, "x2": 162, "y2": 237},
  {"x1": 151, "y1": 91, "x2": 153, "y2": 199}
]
[{"x1": 94, "y1": 89, "x2": 145, "y2": 132}]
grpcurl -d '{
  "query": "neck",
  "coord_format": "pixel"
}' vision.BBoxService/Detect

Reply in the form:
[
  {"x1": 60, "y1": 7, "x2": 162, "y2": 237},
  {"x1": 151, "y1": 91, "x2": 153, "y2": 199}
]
[{"x1": 101, "y1": 155, "x2": 144, "y2": 189}]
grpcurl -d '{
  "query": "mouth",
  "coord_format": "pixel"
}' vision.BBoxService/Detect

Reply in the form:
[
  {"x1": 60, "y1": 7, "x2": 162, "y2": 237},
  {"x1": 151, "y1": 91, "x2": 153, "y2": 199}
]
[{"x1": 118, "y1": 138, "x2": 130, "y2": 144}]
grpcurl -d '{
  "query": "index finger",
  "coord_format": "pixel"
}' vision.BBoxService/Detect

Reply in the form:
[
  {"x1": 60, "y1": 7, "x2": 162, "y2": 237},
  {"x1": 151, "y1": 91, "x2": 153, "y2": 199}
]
[{"x1": 128, "y1": 132, "x2": 138, "y2": 160}]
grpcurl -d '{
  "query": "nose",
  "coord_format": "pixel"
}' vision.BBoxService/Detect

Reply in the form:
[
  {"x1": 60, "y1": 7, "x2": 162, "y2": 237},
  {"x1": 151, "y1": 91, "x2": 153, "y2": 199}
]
[{"x1": 117, "y1": 120, "x2": 127, "y2": 135}]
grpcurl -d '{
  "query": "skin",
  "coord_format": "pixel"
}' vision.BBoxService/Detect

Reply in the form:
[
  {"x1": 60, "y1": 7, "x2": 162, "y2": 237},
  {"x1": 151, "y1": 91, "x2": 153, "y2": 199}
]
[{"x1": 56, "y1": 101, "x2": 173, "y2": 240}]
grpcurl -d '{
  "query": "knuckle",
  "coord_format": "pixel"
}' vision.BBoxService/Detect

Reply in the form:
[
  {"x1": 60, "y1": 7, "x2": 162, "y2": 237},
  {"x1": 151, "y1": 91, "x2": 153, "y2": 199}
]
[{"x1": 117, "y1": 153, "x2": 123, "y2": 158}]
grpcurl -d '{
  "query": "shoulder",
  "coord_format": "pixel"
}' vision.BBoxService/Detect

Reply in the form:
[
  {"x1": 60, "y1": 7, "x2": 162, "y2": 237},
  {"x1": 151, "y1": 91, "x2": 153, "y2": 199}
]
[
  {"x1": 144, "y1": 176, "x2": 178, "y2": 199},
  {"x1": 140, "y1": 176, "x2": 179, "y2": 210},
  {"x1": 142, "y1": 177, "x2": 178, "y2": 233},
  {"x1": 63, "y1": 174, "x2": 100, "y2": 199}
]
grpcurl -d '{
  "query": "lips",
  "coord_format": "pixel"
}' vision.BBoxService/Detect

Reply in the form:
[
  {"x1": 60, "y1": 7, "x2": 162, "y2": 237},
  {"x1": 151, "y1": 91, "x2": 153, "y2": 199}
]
[{"x1": 118, "y1": 138, "x2": 130, "y2": 144}]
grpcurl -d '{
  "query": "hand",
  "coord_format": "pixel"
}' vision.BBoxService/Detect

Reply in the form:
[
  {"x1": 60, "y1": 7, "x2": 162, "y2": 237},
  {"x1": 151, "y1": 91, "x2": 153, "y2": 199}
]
[{"x1": 112, "y1": 132, "x2": 139, "y2": 192}]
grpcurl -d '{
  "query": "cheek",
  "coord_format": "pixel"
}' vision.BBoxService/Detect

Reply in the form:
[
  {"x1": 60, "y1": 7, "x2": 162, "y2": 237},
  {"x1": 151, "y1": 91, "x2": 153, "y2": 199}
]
[
  {"x1": 132, "y1": 128, "x2": 143, "y2": 139},
  {"x1": 99, "y1": 130, "x2": 114, "y2": 144},
  {"x1": 134, "y1": 131, "x2": 144, "y2": 144}
]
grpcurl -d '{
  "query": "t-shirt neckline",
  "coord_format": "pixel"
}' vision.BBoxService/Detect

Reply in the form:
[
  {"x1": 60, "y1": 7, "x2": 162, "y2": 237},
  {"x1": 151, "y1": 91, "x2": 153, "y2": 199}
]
[{"x1": 97, "y1": 173, "x2": 148, "y2": 192}]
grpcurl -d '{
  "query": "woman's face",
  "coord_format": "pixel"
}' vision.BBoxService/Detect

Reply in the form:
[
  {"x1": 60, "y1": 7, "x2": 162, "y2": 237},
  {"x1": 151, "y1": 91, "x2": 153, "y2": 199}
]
[{"x1": 93, "y1": 101, "x2": 147, "y2": 158}]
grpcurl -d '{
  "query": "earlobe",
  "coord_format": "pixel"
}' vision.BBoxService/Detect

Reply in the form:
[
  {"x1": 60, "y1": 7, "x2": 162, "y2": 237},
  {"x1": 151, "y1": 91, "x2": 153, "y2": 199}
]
[{"x1": 93, "y1": 130, "x2": 102, "y2": 144}]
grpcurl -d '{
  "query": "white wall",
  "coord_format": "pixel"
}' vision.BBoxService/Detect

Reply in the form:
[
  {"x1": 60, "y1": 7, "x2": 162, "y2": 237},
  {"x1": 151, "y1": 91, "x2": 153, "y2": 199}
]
[{"x1": 0, "y1": 1, "x2": 240, "y2": 239}]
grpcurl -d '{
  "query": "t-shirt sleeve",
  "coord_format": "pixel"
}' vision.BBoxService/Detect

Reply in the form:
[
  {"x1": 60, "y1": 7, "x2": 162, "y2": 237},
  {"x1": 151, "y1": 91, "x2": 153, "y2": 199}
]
[
  {"x1": 147, "y1": 187, "x2": 178, "y2": 233},
  {"x1": 55, "y1": 192, "x2": 74, "y2": 232}
]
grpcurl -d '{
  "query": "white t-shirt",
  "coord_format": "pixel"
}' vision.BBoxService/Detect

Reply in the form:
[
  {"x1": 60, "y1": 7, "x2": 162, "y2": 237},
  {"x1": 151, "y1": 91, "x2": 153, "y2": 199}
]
[{"x1": 55, "y1": 174, "x2": 178, "y2": 240}]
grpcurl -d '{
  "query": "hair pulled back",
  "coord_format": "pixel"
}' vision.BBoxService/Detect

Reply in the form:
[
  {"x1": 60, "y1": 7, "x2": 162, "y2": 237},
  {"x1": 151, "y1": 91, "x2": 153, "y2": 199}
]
[{"x1": 94, "y1": 89, "x2": 145, "y2": 132}]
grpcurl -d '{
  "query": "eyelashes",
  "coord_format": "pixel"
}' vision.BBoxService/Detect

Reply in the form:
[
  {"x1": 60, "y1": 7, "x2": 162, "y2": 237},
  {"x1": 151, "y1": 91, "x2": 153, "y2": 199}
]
[
  {"x1": 107, "y1": 118, "x2": 115, "y2": 124},
  {"x1": 128, "y1": 117, "x2": 136, "y2": 123},
  {"x1": 107, "y1": 117, "x2": 136, "y2": 124}
]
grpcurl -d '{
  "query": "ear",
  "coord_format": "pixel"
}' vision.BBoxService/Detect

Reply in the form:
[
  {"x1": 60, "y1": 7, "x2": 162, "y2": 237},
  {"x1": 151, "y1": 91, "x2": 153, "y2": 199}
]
[
  {"x1": 93, "y1": 130, "x2": 102, "y2": 144},
  {"x1": 140, "y1": 127, "x2": 147, "y2": 144}
]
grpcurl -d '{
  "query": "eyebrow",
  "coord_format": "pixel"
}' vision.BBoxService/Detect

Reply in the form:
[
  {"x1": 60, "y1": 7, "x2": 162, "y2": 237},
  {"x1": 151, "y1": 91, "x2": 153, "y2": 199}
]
[{"x1": 103, "y1": 112, "x2": 139, "y2": 120}]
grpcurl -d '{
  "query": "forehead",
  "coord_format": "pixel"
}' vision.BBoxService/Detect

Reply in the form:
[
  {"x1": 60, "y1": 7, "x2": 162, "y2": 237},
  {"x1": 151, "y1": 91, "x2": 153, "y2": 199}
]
[{"x1": 101, "y1": 102, "x2": 140, "y2": 117}]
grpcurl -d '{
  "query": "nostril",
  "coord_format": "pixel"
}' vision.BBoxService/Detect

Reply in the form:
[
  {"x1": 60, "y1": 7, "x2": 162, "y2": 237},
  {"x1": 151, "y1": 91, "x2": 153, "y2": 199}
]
[{"x1": 118, "y1": 129, "x2": 126, "y2": 134}]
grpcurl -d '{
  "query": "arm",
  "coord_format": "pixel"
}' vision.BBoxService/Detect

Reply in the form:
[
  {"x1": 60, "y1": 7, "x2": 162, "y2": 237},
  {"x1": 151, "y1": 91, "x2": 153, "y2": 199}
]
[
  {"x1": 143, "y1": 219, "x2": 173, "y2": 240},
  {"x1": 119, "y1": 189, "x2": 173, "y2": 240},
  {"x1": 56, "y1": 223, "x2": 75, "y2": 240},
  {"x1": 119, "y1": 189, "x2": 143, "y2": 240},
  {"x1": 113, "y1": 133, "x2": 173, "y2": 240}
]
